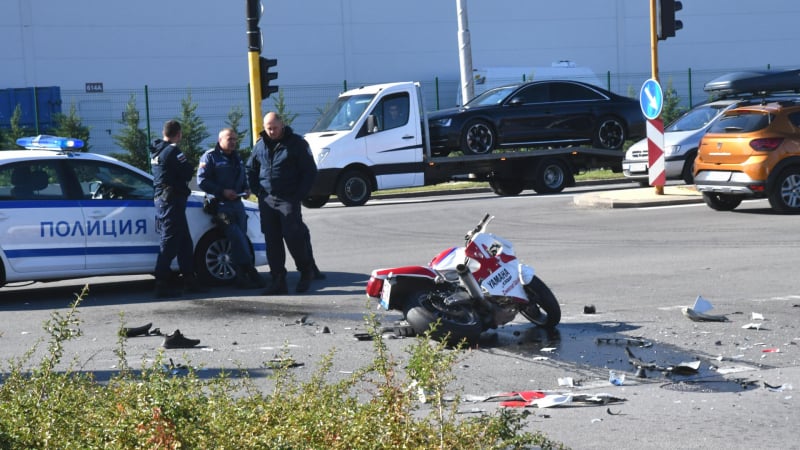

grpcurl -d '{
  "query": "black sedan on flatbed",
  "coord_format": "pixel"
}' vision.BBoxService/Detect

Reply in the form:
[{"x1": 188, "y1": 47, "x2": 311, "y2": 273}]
[{"x1": 428, "y1": 80, "x2": 645, "y2": 155}]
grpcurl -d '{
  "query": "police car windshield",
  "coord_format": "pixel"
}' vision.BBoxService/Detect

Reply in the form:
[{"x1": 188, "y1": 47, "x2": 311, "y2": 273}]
[{"x1": 310, "y1": 94, "x2": 375, "y2": 132}]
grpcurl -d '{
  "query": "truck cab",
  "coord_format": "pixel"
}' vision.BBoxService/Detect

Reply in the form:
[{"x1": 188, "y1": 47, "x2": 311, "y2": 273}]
[{"x1": 304, "y1": 82, "x2": 428, "y2": 207}]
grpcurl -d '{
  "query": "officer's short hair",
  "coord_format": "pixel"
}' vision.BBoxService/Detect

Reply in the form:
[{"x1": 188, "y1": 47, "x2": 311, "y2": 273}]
[{"x1": 163, "y1": 120, "x2": 182, "y2": 139}]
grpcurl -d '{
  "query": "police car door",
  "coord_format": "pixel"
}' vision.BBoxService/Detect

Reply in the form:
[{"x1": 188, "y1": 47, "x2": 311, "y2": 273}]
[
  {"x1": 70, "y1": 159, "x2": 158, "y2": 272},
  {"x1": 0, "y1": 160, "x2": 87, "y2": 274}
]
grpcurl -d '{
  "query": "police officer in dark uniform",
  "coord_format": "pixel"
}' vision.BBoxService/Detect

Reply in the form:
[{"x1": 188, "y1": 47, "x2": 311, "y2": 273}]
[
  {"x1": 197, "y1": 128, "x2": 264, "y2": 289},
  {"x1": 247, "y1": 112, "x2": 321, "y2": 295},
  {"x1": 150, "y1": 120, "x2": 206, "y2": 297}
]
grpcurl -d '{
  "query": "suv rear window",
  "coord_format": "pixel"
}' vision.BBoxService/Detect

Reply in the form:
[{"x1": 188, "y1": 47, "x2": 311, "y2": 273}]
[{"x1": 708, "y1": 111, "x2": 772, "y2": 133}]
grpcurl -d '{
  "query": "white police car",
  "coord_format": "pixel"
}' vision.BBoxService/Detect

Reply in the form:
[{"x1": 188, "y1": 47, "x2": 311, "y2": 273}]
[{"x1": 0, "y1": 135, "x2": 266, "y2": 288}]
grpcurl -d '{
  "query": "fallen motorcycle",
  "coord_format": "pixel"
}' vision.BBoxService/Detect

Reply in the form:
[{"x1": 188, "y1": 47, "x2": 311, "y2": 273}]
[{"x1": 366, "y1": 214, "x2": 561, "y2": 345}]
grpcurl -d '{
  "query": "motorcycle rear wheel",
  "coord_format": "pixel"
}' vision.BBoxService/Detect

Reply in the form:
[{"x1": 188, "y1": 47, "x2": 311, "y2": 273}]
[
  {"x1": 519, "y1": 277, "x2": 561, "y2": 328},
  {"x1": 404, "y1": 290, "x2": 483, "y2": 346}
]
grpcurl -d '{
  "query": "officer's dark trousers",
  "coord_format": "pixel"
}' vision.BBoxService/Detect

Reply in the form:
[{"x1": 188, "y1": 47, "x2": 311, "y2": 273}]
[
  {"x1": 154, "y1": 196, "x2": 194, "y2": 281},
  {"x1": 218, "y1": 200, "x2": 252, "y2": 266},
  {"x1": 259, "y1": 198, "x2": 312, "y2": 279}
]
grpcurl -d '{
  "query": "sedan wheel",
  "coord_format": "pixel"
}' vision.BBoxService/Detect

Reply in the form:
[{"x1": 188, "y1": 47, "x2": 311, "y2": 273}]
[
  {"x1": 460, "y1": 120, "x2": 495, "y2": 155},
  {"x1": 593, "y1": 116, "x2": 626, "y2": 150}
]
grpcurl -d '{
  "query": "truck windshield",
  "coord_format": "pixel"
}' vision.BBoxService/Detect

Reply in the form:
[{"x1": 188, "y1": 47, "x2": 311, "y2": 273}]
[{"x1": 310, "y1": 94, "x2": 375, "y2": 132}]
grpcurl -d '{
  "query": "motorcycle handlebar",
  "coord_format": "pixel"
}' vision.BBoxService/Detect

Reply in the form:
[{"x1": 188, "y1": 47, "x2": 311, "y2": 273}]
[{"x1": 465, "y1": 213, "x2": 494, "y2": 241}]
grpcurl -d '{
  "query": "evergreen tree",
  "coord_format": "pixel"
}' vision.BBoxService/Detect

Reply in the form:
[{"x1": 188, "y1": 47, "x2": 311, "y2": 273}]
[
  {"x1": 6, "y1": 105, "x2": 33, "y2": 149},
  {"x1": 175, "y1": 91, "x2": 209, "y2": 168},
  {"x1": 49, "y1": 103, "x2": 91, "y2": 152},
  {"x1": 225, "y1": 105, "x2": 250, "y2": 159},
  {"x1": 111, "y1": 95, "x2": 150, "y2": 171},
  {"x1": 661, "y1": 78, "x2": 687, "y2": 126},
  {"x1": 272, "y1": 89, "x2": 298, "y2": 126}
]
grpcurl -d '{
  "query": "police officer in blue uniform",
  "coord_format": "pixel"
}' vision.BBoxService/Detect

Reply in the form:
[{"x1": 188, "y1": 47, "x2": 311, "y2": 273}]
[
  {"x1": 247, "y1": 112, "x2": 322, "y2": 295},
  {"x1": 197, "y1": 128, "x2": 264, "y2": 289},
  {"x1": 150, "y1": 120, "x2": 206, "y2": 297}
]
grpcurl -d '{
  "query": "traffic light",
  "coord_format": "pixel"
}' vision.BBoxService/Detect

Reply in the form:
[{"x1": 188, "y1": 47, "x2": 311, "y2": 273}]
[
  {"x1": 259, "y1": 57, "x2": 278, "y2": 99},
  {"x1": 657, "y1": 0, "x2": 683, "y2": 40}
]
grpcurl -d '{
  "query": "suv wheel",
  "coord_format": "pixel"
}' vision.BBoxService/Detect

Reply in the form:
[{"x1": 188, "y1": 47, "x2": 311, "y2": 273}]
[
  {"x1": 702, "y1": 192, "x2": 742, "y2": 211},
  {"x1": 768, "y1": 167, "x2": 800, "y2": 213}
]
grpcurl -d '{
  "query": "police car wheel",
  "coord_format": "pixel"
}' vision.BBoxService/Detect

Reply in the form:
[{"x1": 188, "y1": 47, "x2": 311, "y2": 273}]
[{"x1": 194, "y1": 230, "x2": 237, "y2": 285}]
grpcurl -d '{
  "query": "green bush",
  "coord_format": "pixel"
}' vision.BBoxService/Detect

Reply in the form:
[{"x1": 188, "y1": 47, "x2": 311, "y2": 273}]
[{"x1": 0, "y1": 288, "x2": 566, "y2": 449}]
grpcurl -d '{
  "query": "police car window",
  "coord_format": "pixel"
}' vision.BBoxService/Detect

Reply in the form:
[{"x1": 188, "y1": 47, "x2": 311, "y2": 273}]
[
  {"x1": 70, "y1": 160, "x2": 153, "y2": 200},
  {"x1": 0, "y1": 162, "x2": 63, "y2": 200}
]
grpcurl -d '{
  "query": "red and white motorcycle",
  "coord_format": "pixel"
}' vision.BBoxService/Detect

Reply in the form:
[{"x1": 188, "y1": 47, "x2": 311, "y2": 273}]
[{"x1": 366, "y1": 214, "x2": 560, "y2": 345}]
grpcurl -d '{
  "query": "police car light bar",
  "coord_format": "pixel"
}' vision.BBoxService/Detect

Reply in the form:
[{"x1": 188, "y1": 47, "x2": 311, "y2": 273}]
[{"x1": 16, "y1": 135, "x2": 85, "y2": 150}]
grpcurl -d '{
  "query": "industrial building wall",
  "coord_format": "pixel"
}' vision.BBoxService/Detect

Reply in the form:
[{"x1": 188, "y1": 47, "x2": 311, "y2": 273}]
[
  {"x1": 2, "y1": 0, "x2": 798, "y2": 90},
  {"x1": 2, "y1": 0, "x2": 799, "y2": 153}
]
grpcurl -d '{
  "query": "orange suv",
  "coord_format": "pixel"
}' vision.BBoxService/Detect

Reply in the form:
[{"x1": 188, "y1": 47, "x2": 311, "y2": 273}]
[{"x1": 694, "y1": 100, "x2": 800, "y2": 212}]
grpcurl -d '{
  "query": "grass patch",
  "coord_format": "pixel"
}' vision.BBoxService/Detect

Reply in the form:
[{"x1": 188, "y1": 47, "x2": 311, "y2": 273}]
[{"x1": 0, "y1": 287, "x2": 567, "y2": 449}]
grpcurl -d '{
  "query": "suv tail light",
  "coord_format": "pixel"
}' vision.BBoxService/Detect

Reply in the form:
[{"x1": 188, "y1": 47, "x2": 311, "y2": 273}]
[{"x1": 749, "y1": 138, "x2": 783, "y2": 151}]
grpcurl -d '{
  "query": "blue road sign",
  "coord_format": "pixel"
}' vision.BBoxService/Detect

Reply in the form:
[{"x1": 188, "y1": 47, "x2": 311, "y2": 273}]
[{"x1": 640, "y1": 78, "x2": 664, "y2": 120}]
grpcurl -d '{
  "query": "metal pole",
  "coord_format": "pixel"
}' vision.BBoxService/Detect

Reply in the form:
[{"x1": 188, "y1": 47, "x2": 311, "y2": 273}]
[
  {"x1": 246, "y1": 0, "x2": 263, "y2": 147},
  {"x1": 650, "y1": 0, "x2": 664, "y2": 195},
  {"x1": 456, "y1": 0, "x2": 474, "y2": 105}
]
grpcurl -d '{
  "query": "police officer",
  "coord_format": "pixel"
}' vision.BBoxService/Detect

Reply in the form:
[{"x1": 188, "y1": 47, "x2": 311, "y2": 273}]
[
  {"x1": 197, "y1": 128, "x2": 264, "y2": 289},
  {"x1": 151, "y1": 120, "x2": 206, "y2": 297},
  {"x1": 247, "y1": 112, "x2": 321, "y2": 295}
]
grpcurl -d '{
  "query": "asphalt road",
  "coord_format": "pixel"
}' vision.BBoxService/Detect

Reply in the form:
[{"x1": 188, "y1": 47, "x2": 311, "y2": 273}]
[{"x1": 1, "y1": 185, "x2": 798, "y2": 449}]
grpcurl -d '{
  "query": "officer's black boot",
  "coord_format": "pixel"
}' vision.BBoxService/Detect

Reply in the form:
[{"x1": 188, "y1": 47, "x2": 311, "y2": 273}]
[
  {"x1": 262, "y1": 275, "x2": 288, "y2": 295},
  {"x1": 248, "y1": 266, "x2": 267, "y2": 288},
  {"x1": 312, "y1": 262, "x2": 326, "y2": 280},
  {"x1": 295, "y1": 271, "x2": 314, "y2": 293},
  {"x1": 235, "y1": 265, "x2": 262, "y2": 289}
]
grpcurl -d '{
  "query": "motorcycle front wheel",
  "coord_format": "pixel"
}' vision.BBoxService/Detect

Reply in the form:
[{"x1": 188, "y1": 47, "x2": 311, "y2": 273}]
[
  {"x1": 519, "y1": 277, "x2": 561, "y2": 329},
  {"x1": 404, "y1": 290, "x2": 483, "y2": 346}
]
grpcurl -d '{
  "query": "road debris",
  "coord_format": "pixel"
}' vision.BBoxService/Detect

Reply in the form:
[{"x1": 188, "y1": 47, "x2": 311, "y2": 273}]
[{"x1": 682, "y1": 296, "x2": 729, "y2": 322}]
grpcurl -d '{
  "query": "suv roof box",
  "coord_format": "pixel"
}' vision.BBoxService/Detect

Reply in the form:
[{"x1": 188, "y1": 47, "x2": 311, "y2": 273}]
[{"x1": 704, "y1": 69, "x2": 800, "y2": 96}]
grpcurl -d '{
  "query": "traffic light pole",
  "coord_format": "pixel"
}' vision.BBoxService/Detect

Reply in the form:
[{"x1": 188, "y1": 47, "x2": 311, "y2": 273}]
[
  {"x1": 650, "y1": 0, "x2": 664, "y2": 195},
  {"x1": 247, "y1": 52, "x2": 264, "y2": 146},
  {"x1": 246, "y1": 0, "x2": 264, "y2": 147}
]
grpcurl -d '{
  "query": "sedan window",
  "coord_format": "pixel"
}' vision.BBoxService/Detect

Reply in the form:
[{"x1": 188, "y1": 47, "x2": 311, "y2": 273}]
[
  {"x1": 0, "y1": 162, "x2": 64, "y2": 200},
  {"x1": 550, "y1": 82, "x2": 606, "y2": 102},
  {"x1": 69, "y1": 160, "x2": 153, "y2": 200}
]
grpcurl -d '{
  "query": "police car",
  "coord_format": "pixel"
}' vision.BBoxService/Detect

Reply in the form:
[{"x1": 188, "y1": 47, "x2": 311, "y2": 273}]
[{"x1": 0, "y1": 135, "x2": 266, "y2": 288}]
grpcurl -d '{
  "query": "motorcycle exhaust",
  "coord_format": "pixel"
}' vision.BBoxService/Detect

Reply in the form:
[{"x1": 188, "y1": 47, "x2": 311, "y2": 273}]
[{"x1": 456, "y1": 264, "x2": 493, "y2": 311}]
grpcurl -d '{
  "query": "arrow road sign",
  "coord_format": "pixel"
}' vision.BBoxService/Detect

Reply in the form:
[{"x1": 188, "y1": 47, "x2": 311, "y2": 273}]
[{"x1": 640, "y1": 78, "x2": 664, "y2": 120}]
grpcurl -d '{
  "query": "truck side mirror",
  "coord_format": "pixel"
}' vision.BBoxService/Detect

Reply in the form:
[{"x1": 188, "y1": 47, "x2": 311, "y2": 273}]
[{"x1": 367, "y1": 114, "x2": 377, "y2": 133}]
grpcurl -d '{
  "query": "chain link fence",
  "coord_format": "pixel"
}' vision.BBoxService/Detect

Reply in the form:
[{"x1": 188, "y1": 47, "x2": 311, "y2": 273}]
[{"x1": 4, "y1": 65, "x2": 794, "y2": 155}]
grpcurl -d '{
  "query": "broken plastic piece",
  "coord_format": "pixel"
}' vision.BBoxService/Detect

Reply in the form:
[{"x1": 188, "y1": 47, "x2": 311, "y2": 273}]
[
  {"x1": 741, "y1": 323, "x2": 763, "y2": 330},
  {"x1": 558, "y1": 377, "x2": 574, "y2": 387},
  {"x1": 670, "y1": 360, "x2": 701, "y2": 375},
  {"x1": 751, "y1": 312, "x2": 765, "y2": 321},
  {"x1": 682, "y1": 296, "x2": 729, "y2": 322},
  {"x1": 609, "y1": 370, "x2": 625, "y2": 386},
  {"x1": 762, "y1": 348, "x2": 780, "y2": 353},
  {"x1": 583, "y1": 304, "x2": 596, "y2": 314},
  {"x1": 532, "y1": 394, "x2": 572, "y2": 408},
  {"x1": 692, "y1": 296, "x2": 714, "y2": 313}
]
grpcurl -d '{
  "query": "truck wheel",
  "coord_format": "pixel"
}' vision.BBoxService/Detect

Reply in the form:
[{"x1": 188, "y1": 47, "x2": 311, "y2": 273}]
[
  {"x1": 681, "y1": 150, "x2": 697, "y2": 185},
  {"x1": 302, "y1": 195, "x2": 330, "y2": 209},
  {"x1": 532, "y1": 158, "x2": 569, "y2": 194},
  {"x1": 194, "y1": 229, "x2": 237, "y2": 286},
  {"x1": 593, "y1": 116, "x2": 626, "y2": 150},
  {"x1": 460, "y1": 120, "x2": 495, "y2": 155},
  {"x1": 702, "y1": 192, "x2": 742, "y2": 211},
  {"x1": 336, "y1": 169, "x2": 372, "y2": 207},
  {"x1": 489, "y1": 179, "x2": 524, "y2": 196},
  {"x1": 768, "y1": 167, "x2": 800, "y2": 213}
]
